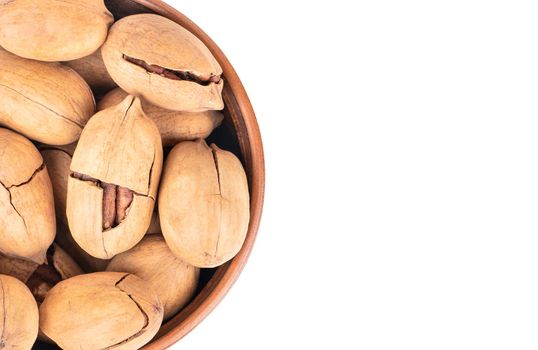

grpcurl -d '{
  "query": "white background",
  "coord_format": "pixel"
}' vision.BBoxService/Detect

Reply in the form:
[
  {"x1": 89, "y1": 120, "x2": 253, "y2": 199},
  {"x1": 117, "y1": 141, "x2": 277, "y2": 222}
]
[{"x1": 170, "y1": 1, "x2": 538, "y2": 349}]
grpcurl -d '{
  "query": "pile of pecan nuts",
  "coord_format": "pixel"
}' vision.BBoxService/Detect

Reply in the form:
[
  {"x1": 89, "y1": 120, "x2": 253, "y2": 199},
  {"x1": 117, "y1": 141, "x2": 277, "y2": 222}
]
[{"x1": 0, "y1": 1, "x2": 250, "y2": 349}]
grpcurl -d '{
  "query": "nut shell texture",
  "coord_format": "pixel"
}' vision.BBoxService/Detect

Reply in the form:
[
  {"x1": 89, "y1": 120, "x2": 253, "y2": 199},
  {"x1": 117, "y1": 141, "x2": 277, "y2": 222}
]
[
  {"x1": 41, "y1": 148, "x2": 71, "y2": 227},
  {"x1": 0, "y1": 48, "x2": 95, "y2": 145},
  {"x1": 102, "y1": 14, "x2": 224, "y2": 112},
  {"x1": 0, "y1": 274, "x2": 39, "y2": 350},
  {"x1": 64, "y1": 49, "x2": 117, "y2": 98},
  {"x1": 0, "y1": 0, "x2": 113, "y2": 61},
  {"x1": 67, "y1": 96, "x2": 163, "y2": 259},
  {"x1": 41, "y1": 146, "x2": 111, "y2": 271},
  {"x1": 159, "y1": 140, "x2": 250, "y2": 267},
  {"x1": 0, "y1": 129, "x2": 55, "y2": 263},
  {"x1": 107, "y1": 235, "x2": 199, "y2": 320},
  {"x1": 39, "y1": 272, "x2": 163, "y2": 350}
]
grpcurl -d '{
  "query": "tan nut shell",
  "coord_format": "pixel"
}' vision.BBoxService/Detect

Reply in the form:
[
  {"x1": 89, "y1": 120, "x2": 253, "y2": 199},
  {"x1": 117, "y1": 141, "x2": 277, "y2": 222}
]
[
  {"x1": 67, "y1": 96, "x2": 163, "y2": 259},
  {"x1": 0, "y1": 129, "x2": 55, "y2": 264},
  {"x1": 0, "y1": 0, "x2": 113, "y2": 61},
  {"x1": 64, "y1": 49, "x2": 117, "y2": 99},
  {"x1": 159, "y1": 140, "x2": 250, "y2": 267},
  {"x1": 41, "y1": 147, "x2": 110, "y2": 271},
  {"x1": 99, "y1": 88, "x2": 224, "y2": 146},
  {"x1": 0, "y1": 48, "x2": 95, "y2": 145},
  {"x1": 0, "y1": 274, "x2": 39, "y2": 350},
  {"x1": 107, "y1": 235, "x2": 199, "y2": 320},
  {"x1": 102, "y1": 14, "x2": 224, "y2": 112},
  {"x1": 39, "y1": 272, "x2": 163, "y2": 350},
  {"x1": 41, "y1": 148, "x2": 71, "y2": 227}
]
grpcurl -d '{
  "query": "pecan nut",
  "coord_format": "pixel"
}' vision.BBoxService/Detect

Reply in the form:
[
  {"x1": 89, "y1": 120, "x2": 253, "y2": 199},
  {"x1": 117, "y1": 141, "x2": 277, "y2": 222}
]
[
  {"x1": 39, "y1": 272, "x2": 163, "y2": 350},
  {"x1": 66, "y1": 96, "x2": 163, "y2": 259},
  {"x1": 102, "y1": 14, "x2": 224, "y2": 112},
  {"x1": 0, "y1": 0, "x2": 113, "y2": 61},
  {"x1": 0, "y1": 128, "x2": 56, "y2": 264},
  {"x1": 159, "y1": 140, "x2": 250, "y2": 268}
]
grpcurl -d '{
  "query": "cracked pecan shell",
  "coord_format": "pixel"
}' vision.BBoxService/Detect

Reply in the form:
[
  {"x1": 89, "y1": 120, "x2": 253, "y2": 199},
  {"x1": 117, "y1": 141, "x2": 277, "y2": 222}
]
[
  {"x1": 0, "y1": 0, "x2": 113, "y2": 61},
  {"x1": 39, "y1": 272, "x2": 163, "y2": 350},
  {"x1": 0, "y1": 128, "x2": 55, "y2": 264},
  {"x1": 66, "y1": 96, "x2": 163, "y2": 259},
  {"x1": 40, "y1": 145, "x2": 111, "y2": 272},
  {"x1": 107, "y1": 235, "x2": 199, "y2": 320},
  {"x1": 159, "y1": 140, "x2": 250, "y2": 268},
  {"x1": 101, "y1": 14, "x2": 224, "y2": 112},
  {"x1": 0, "y1": 274, "x2": 39, "y2": 349},
  {"x1": 98, "y1": 87, "x2": 224, "y2": 146},
  {"x1": 0, "y1": 48, "x2": 95, "y2": 145}
]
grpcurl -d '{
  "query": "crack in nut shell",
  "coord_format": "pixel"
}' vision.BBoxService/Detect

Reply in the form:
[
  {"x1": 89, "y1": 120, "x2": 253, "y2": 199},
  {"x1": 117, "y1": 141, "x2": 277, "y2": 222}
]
[
  {"x1": 122, "y1": 54, "x2": 221, "y2": 85},
  {"x1": 66, "y1": 96, "x2": 162, "y2": 259},
  {"x1": 101, "y1": 14, "x2": 224, "y2": 112},
  {"x1": 72, "y1": 172, "x2": 134, "y2": 231},
  {"x1": 0, "y1": 275, "x2": 39, "y2": 349},
  {"x1": 0, "y1": 128, "x2": 55, "y2": 264},
  {"x1": 39, "y1": 272, "x2": 163, "y2": 350},
  {"x1": 158, "y1": 140, "x2": 250, "y2": 268},
  {"x1": 107, "y1": 235, "x2": 200, "y2": 319},
  {"x1": 102, "y1": 183, "x2": 117, "y2": 230},
  {"x1": 115, "y1": 187, "x2": 134, "y2": 226}
]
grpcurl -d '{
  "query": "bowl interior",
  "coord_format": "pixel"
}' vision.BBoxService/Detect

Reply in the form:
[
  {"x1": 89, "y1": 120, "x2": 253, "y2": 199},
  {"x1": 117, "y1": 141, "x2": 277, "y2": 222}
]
[{"x1": 34, "y1": 1, "x2": 264, "y2": 349}]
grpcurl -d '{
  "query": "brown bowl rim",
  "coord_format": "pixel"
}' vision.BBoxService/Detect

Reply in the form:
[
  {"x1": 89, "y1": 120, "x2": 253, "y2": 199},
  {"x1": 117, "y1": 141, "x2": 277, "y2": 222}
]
[{"x1": 120, "y1": 1, "x2": 266, "y2": 349}]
